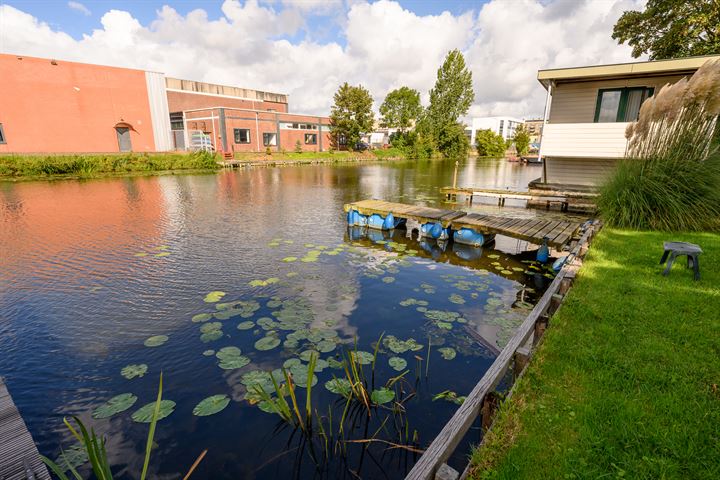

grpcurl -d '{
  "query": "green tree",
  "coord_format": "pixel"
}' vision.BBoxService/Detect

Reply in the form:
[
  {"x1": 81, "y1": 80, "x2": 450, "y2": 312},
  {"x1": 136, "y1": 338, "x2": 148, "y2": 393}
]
[
  {"x1": 425, "y1": 50, "x2": 475, "y2": 158},
  {"x1": 294, "y1": 140, "x2": 303, "y2": 153},
  {"x1": 612, "y1": 0, "x2": 720, "y2": 59},
  {"x1": 329, "y1": 83, "x2": 374, "y2": 150},
  {"x1": 379, "y1": 86, "x2": 422, "y2": 132},
  {"x1": 475, "y1": 129, "x2": 506, "y2": 157},
  {"x1": 512, "y1": 124, "x2": 531, "y2": 156}
]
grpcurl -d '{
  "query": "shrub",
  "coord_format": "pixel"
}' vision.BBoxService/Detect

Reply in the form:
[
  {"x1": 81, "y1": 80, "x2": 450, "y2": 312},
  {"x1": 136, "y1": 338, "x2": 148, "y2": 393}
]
[
  {"x1": 294, "y1": 140, "x2": 303, "y2": 153},
  {"x1": 599, "y1": 58, "x2": 720, "y2": 231},
  {"x1": 475, "y1": 129, "x2": 506, "y2": 157}
]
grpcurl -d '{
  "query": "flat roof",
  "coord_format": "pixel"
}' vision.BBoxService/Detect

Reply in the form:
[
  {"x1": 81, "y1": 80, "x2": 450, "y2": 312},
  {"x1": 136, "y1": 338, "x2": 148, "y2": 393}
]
[{"x1": 537, "y1": 54, "x2": 720, "y2": 88}]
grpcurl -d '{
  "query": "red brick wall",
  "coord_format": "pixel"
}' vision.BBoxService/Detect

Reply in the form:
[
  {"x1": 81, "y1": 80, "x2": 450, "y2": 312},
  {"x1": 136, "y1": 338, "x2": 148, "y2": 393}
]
[
  {"x1": 0, "y1": 53, "x2": 156, "y2": 153},
  {"x1": 167, "y1": 90, "x2": 287, "y2": 114}
]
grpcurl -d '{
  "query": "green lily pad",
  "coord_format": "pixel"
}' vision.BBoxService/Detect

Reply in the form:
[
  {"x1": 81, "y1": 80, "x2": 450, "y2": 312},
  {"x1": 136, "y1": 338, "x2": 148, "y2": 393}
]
[
  {"x1": 282, "y1": 257, "x2": 298, "y2": 263},
  {"x1": 193, "y1": 394, "x2": 230, "y2": 416},
  {"x1": 299, "y1": 350, "x2": 320, "y2": 362},
  {"x1": 437, "y1": 321, "x2": 453, "y2": 330},
  {"x1": 388, "y1": 357, "x2": 407, "y2": 371},
  {"x1": 327, "y1": 357, "x2": 345, "y2": 369},
  {"x1": 92, "y1": 393, "x2": 137, "y2": 419},
  {"x1": 352, "y1": 351, "x2": 374, "y2": 365},
  {"x1": 53, "y1": 444, "x2": 87, "y2": 473},
  {"x1": 204, "y1": 291, "x2": 226, "y2": 303},
  {"x1": 449, "y1": 294, "x2": 465, "y2": 304},
  {"x1": 131, "y1": 400, "x2": 176, "y2": 423},
  {"x1": 192, "y1": 313, "x2": 213, "y2": 323},
  {"x1": 325, "y1": 378, "x2": 352, "y2": 397},
  {"x1": 370, "y1": 388, "x2": 395, "y2": 405},
  {"x1": 200, "y1": 330, "x2": 223, "y2": 343},
  {"x1": 134, "y1": 253, "x2": 148, "y2": 257},
  {"x1": 217, "y1": 346, "x2": 242, "y2": 358},
  {"x1": 144, "y1": 335, "x2": 168, "y2": 347},
  {"x1": 155, "y1": 252, "x2": 170, "y2": 257},
  {"x1": 283, "y1": 358, "x2": 303, "y2": 369},
  {"x1": 200, "y1": 322, "x2": 223, "y2": 333},
  {"x1": 438, "y1": 347, "x2": 457, "y2": 360},
  {"x1": 487, "y1": 254, "x2": 500, "y2": 259},
  {"x1": 121, "y1": 364, "x2": 147, "y2": 379},
  {"x1": 203, "y1": 349, "x2": 215, "y2": 356},
  {"x1": 316, "y1": 340, "x2": 337, "y2": 353},
  {"x1": 255, "y1": 336, "x2": 281, "y2": 351},
  {"x1": 501, "y1": 270, "x2": 512, "y2": 275},
  {"x1": 237, "y1": 320, "x2": 255, "y2": 330},
  {"x1": 382, "y1": 276, "x2": 395, "y2": 283}
]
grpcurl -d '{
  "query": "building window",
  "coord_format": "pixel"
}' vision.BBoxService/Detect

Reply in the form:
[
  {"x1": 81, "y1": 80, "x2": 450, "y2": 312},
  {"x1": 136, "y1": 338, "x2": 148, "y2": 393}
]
[
  {"x1": 169, "y1": 112, "x2": 184, "y2": 131},
  {"x1": 594, "y1": 87, "x2": 654, "y2": 122},
  {"x1": 499, "y1": 120, "x2": 504, "y2": 136},
  {"x1": 0, "y1": 123, "x2": 5, "y2": 144},
  {"x1": 234, "y1": 128, "x2": 250, "y2": 144},
  {"x1": 338, "y1": 134, "x2": 347, "y2": 146},
  {"x1": 263, "y1": 132, "x2": 277, "y2": 146},
  {"x1": 304, "y1": 133, "x2": 317, "y2": 145}
]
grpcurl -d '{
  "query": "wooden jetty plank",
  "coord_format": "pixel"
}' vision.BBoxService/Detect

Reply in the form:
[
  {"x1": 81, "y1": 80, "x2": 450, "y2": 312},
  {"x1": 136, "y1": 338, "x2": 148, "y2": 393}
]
[
  {"x1": 534, "y1": 221, "x2": 563, "y2": 241},
  {"x1": 344, "y1": 200, "x2": 465, "y2": 227},
  {"x1": 441, "y1": 186, "x2": 598, "y2": 199},
  {"x1": 552, "y1": 222, "x2": 581, "y2": 247},
  {"x1": 0, "y1": 378, "x2": 51, "y2": 480}
]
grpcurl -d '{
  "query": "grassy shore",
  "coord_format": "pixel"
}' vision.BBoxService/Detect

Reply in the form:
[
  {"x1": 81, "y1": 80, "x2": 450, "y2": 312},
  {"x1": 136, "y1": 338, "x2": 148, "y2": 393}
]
[
  {"x1": 231, "y1": 147, "x2": 405, "y2": 162},
  {"x1": 0, "y1": 152, "x2": 219, "y2": 180},
  {"x1": 470, "y1": 228, "x2": 720, "y2": 480}
]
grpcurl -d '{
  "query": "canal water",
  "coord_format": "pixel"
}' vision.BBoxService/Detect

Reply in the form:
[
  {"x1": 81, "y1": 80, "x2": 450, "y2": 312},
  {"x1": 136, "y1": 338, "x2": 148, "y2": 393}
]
[{"x1": 0, "y1": 158, "x2": 566, "y2": 479}]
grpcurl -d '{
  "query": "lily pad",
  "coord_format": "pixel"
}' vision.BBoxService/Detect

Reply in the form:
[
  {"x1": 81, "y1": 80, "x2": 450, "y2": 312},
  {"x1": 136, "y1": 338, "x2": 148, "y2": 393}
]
[
  {"x1": 351, "y1": 351, "x2": 374, "y2": 365},
  {"x1": 200, "y1": 330, "x2": 223, "y2": 343},
  {"x1": 200, "y1": 322, "x2": 222, "y2": 333},
  {"x1": 237, "y1": 320, "x2": 255, "y2": 330},
  {"x1": 282, "y1": 257, "x2": 298, "y2": 263},
  {"x1": 388, "y1": 357, "x2": 407, "y2": 371},
  {"x1": 283, "y1": 358, "x2": 303, "y2": 369},
  {"x1": 437, "y1": 321, "x2": 453, "y2": 330},
  {"x1": 325, "y1": 378, "x2": 352, "y2": 397},
  {"x1": 299, "y1": 350, "x2": 320, "y2": 362},
  {"x1": 449, "y1": 294, "x2": 465, "y2": 304},
  {"x1": 192, "y1": 313, "x2": 213, "y2": 323},
  {"x1": 193, "y1": 394, "x2": 230, "y2": 416},
  {"x1": 316, "y1": 340, "x2": 337, "y2": 353},
  {"x1": 370, "y1": 388, "x2": 395, "y2": 405},
  {"x1": 204, "y1": 291, "x2": 226, "y2": 303},
  {"x1": 438, "y1": 347, "x2": 457, "y2": 360},
  {"x1": 134, "y1": 252, "x2": 148, "y2": 257},
  {"x1": 53, "y1": 444, "x2": 88, "y2": 472},
  {"x1": 255, "y1": 336, "x2": 281, "y2": 351},
  {"x1": 144, "y1": 335, "x2": 168, "y2": 347},
  {"x1": 92, "y1": 393, "x2": 137, "y2": 419},
  {"x1": 121, "y1": 364, "x2": 147, "y2": 379},
  {"x1": 154, "y1": 252, "x2": 170, "y2": 257},
  {"x1": 131, "y1": 400, "x2": 176, "y2": 423},
  {"x1": 203, "y1": 349, "x2": 215, "y2": 356},
  {"x1": 382, "y1": 276, "x2": 395, "y2": 283}
]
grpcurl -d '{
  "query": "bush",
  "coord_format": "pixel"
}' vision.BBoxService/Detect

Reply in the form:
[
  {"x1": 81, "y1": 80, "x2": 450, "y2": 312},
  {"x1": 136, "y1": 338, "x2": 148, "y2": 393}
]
[
  {"x1": 475, "y1": 129, "x2": 506, "y2": 157},
  {"x1": 294, "y1": 140, "x2": 303, "y2": 153},
  {"x1": 598, "y1": 153, "x2": 720, "y2": 231}
]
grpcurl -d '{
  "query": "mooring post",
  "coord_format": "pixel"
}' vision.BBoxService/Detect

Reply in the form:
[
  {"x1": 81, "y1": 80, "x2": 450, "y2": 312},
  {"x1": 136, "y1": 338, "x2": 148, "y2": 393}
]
[
  {"x1": 481, "y1": 391, "x2": 500, "y2": 431},
  {"x1": 453, "y1": 160, "x2": 459, "y2": 188},
  {"x1": 513, "y1": 346, "x2": 531, "y2": 380},
  {"x1": 533, "y1": 314, "x2": 549, "y2": 346}
]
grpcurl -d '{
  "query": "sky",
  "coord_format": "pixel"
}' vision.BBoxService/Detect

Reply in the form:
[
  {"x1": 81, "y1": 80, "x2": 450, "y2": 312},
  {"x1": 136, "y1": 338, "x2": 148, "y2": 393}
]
[{"x1": 0, "y1": 0, "x2": 647, "y2": 119}]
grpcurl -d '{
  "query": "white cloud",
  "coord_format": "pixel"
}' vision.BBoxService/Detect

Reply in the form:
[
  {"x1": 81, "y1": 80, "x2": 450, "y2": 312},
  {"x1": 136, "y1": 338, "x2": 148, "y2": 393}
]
[
  {"x1": 67, "y1": 1, "x2": 91, "y2": 16},
  {"x1": 0, "y1": 0, "x2": 644, "y2": 119}
]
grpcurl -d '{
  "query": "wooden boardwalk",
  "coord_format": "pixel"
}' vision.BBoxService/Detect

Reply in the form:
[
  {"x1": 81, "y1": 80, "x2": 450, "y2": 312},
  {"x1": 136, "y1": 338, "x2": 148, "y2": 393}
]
[
  {"x1": 440, "y1": 186, "x2": 598, "y2": 212},
  {"x1": 0, "y1": 378, "x2": 50, "y2": 480},
  {"x1": 344, "y1": 200, "x2": 583, "y2": 248}
]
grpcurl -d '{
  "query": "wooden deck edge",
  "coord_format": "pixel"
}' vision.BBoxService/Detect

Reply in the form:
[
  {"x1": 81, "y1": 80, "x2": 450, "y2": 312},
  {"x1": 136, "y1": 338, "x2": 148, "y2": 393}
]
[{"x1": 404, "y1": 220, "x2": 601, "y2": 480}]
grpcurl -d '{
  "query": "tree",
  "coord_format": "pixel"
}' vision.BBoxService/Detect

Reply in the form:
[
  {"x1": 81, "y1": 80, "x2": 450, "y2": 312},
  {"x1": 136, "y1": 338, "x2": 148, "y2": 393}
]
[
  {"x1": 379, "y1": 87, "x2": 422, "y2": 132},
  {"x1": 612, "y1": 0, "x2": 720, "y2": 59},
  {"x1": 329, "y1": 83, "x2": 374, "y2": 150},
  {"x1": 475, "y1": 129, "x2": 506, "y2": 157},
  {"x1": 512, "y1": 124, "x2": 531, "y2": 156},
  {"x1": 425, "y1": 50, "x2": 475, "y2": 158}
]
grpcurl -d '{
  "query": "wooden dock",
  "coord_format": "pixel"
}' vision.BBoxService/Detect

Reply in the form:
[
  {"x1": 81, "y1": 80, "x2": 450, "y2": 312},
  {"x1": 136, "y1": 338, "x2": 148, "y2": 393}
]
[
  {"x1": 0, "y1": 378, "x2": 50, "y2": 480},
  {"x1": 343, "y1": 200, "x2": 583, "y2": 248},
  {"x1": 440, "y1": 186, "x2": 598, "y2": 212}
]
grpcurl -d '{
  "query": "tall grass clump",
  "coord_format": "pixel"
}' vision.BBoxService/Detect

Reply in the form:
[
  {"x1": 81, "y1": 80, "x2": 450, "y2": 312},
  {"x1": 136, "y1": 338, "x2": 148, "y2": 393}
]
[{"x1": 598, "y1": 58, "x2": 720, "y2": 231}]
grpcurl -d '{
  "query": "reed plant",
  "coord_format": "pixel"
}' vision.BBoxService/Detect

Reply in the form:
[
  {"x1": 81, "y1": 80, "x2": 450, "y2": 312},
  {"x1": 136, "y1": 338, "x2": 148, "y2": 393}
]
[
  {"x1": 598, "y1": 58, "x2": 720, "y2": 231},
  {"x1": 41, "y1": 374, "x2": 205, "y2": 480}
]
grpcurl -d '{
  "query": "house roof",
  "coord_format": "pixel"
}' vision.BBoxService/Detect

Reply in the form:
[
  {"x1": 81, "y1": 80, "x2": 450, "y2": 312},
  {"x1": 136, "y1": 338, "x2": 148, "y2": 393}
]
[{"x1": 537, "y1": 54, "x2": 720, "y2": 89}]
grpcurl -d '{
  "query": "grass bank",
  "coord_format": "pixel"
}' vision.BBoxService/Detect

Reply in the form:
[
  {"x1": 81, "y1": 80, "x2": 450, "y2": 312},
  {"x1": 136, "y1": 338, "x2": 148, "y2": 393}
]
[
  {"x1": 231, "y1": 147, "x2": 406, "y2": 162},
  {"x1": 470, "y1": 228, "x2": 720, "y2": 479},
  {"x1": 0, "y1": 152, "x2": 219, "y2": 180}
]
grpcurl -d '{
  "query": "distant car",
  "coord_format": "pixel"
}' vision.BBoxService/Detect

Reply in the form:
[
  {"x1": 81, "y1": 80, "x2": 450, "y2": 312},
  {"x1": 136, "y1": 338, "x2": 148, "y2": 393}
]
[{"x1": 355, "y1": 141, "x2": 369, "y2": 151}]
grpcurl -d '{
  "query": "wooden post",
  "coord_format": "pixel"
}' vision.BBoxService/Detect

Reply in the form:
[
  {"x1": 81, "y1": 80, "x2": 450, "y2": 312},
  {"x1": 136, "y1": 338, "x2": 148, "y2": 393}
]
[
  {"x1": 547, "y1": 293, "x2": 563, "y2": 316},
  {"x1": 513, "y1": 346, "x2": 531, "y2": 380},
  {"x1": 559, "y1": 277, "x2": 573, "y2": 295},
  {"x1": 533, "y1": 314, "x2": 549, "y2": 346},
  {"x1": 453, "y1": 160, "x2": 459, "y2": 188},
  {"x1": 481, "y1": 392, "x2": 500, "y2": 431}
]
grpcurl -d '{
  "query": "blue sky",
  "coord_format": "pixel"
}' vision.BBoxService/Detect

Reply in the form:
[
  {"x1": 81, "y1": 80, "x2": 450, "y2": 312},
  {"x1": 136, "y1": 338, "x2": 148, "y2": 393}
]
[{"x1": 9, "y1": 0, "x2": 489, "y2": 43}]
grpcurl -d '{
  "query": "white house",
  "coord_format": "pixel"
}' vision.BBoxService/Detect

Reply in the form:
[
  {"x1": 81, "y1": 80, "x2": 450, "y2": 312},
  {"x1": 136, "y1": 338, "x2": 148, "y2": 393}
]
[{"x1": 466, "y1": 116, "x2": 524, "y2": 145}]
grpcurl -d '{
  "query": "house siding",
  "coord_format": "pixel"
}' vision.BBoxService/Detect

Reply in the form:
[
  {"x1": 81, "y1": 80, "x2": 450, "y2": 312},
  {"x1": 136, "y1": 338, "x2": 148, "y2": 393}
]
[
  {"x1": 548, "y1": 74, "x2": 687, "y2": 123},
  {"x1": 545, "y1": 157, "x2": 617, "y2": 186}
]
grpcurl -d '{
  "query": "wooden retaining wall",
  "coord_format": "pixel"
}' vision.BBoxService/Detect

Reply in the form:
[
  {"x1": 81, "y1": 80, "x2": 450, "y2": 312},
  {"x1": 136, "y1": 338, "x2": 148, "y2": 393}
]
[{"x1": 405, "y1": 220, "x2": 601, "y2": 480}]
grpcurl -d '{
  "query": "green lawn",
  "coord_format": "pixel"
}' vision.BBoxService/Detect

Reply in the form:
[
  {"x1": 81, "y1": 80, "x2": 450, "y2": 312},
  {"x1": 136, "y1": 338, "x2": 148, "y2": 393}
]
[{"x1": 470, "y1": 228, "x2": 720, "y2": 480}]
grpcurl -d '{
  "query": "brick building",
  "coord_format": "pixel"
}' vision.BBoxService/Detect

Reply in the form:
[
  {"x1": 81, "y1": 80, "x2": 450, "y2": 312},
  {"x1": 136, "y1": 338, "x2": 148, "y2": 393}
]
[{"x1": 0, "y1": 53, "x2": 331, "y2": 154}]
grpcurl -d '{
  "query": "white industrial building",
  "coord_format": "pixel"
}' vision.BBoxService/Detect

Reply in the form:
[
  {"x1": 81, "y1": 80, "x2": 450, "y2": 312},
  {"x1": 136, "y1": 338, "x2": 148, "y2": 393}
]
[{"x1": 466, "y1": 116, "x2": 524, "y2": 145}]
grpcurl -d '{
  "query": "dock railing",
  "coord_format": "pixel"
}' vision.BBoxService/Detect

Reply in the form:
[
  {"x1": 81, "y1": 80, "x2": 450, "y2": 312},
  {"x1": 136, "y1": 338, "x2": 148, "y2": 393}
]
[{"x1": 405, "y1": 220, "x2": 601, "y2": 480}]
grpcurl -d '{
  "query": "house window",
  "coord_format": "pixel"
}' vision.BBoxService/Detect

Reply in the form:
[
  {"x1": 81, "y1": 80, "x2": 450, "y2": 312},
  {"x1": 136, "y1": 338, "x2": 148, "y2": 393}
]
[
  {"x1": 499, "y1": 120, "x2": 504, "y2": 136},
  {"x1": 263, "y1": 132, "x2": 277, "y2": 146},
  {"x1": 304, "y1": 133, "x2": 317, "y2": 145},
  {"x1": 338, "y1": 134, "x2": 347, "y2": 146},
  {"x1": 594, "y1": 87, "x2": 654, "y2": 122},
  {"x1": 0, "y1": 123, "x2": 5, "y2": 144},
  {"x1": 234, "y1": 128, "x2": 250, "y2": 144},
  {"x1": 169, "y1": 112, "x2": 184, "y2": 131}
]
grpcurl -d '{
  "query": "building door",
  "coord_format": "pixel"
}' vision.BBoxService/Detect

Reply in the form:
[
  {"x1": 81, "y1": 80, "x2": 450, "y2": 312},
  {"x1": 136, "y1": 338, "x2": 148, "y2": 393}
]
[{"x1": 116, "y1": 127, "x2": 132, "y2": 152}]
